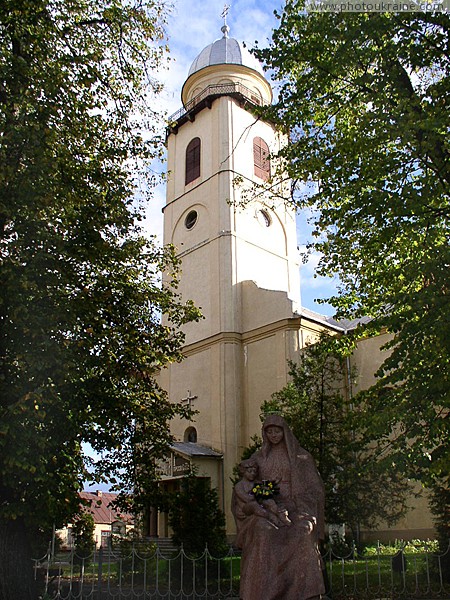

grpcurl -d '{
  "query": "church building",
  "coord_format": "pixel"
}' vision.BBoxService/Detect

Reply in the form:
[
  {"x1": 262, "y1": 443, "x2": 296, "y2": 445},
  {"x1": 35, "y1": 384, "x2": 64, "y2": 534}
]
[{"x1": 154, "y1": 20, "x2": 433, "y2": 544}]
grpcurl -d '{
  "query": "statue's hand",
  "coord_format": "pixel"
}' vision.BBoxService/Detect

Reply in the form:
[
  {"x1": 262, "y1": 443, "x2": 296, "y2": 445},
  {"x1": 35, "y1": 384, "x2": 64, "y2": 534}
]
[
  {"x1": 278, "y1": 510, "x2": 293, "y2": 527},
  {"x1": 297, "y1": 514, "x2": 315, "y2": 534},
  {"x1": 300, "y1": 519, "x2": 314, "y2": 533}
]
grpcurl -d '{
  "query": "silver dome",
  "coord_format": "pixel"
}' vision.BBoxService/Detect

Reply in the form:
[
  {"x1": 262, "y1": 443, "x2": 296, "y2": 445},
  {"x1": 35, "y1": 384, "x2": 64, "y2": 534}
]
[{"x1": 187, "y1": 27, "x2": 264, "y2": 77}]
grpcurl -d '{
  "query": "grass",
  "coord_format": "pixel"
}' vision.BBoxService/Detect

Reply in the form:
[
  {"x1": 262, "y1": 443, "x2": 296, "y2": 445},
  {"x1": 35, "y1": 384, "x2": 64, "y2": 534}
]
[{"x1": 325, "y1": 551, "x2": 445, "y2": 599}]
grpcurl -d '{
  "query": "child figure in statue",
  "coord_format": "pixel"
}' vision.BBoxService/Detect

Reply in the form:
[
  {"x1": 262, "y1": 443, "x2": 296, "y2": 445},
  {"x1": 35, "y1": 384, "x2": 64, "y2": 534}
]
[{"x1": 232, "y1": 458, "x2": 291, "y2": 530}]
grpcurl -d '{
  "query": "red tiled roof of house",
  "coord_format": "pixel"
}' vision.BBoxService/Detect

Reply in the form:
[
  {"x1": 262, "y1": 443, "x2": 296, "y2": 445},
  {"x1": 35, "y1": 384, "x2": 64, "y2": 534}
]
[{"x1": 80, "y1": 491, "x2": 133, "y2": 525}]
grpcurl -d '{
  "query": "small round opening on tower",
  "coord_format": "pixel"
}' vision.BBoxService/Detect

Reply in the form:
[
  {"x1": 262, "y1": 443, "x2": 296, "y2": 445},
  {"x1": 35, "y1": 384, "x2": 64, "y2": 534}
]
[
  {"x1": 185, "y1": 210, "x2": 198, "y2": 230},
  {"x1": 257, "y1": 209, "x2": 272, "y2": 227}
]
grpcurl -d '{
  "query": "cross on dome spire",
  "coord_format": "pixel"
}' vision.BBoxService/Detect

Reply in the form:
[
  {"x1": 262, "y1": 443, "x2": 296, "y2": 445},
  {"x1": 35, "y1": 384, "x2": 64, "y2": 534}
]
[{"x1": 221, "y1": 4, "x2": 230, "y2": 38}]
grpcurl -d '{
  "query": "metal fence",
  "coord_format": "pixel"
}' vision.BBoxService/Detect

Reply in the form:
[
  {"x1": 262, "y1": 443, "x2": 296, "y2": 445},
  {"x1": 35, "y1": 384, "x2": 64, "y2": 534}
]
[{"x1": 34, "y1": 541, "x2": 450, "y2": 600}]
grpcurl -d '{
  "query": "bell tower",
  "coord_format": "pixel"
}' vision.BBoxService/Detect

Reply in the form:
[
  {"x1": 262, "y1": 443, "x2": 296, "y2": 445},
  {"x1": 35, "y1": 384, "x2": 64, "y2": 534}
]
[
  {"x1": 164, "y1": 22, "x2": 300, "y2": 342},
  {"x1": 158, "y1": 20, "x2": 301, "y2": 531}
]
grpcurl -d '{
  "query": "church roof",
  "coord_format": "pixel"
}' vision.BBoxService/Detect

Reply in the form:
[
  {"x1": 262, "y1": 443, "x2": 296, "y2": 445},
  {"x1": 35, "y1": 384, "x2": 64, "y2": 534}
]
[
  {"x1": 297, "y1": 307, "x2": 373, "y2": 332},
  {"x1": 171, "y1": 442, "x2": 223, "y2": 458},
  {"x1": 187, "y1": 25, "x2": 264, "y2": 77}
]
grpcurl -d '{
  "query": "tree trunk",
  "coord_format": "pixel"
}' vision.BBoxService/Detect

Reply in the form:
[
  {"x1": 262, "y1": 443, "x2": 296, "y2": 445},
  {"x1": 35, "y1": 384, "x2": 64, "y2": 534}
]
[{"x1": 0, "y1": 518, "x2": 36, "y2": 600}]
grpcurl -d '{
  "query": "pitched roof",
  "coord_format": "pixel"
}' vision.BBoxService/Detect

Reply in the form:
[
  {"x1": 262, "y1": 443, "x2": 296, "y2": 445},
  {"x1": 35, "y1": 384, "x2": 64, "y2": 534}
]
[
  {"x1": 171, "y1": 442, "x2": 223, "y2": 458},
  {"x1": 297, "y1": 306, "x2": 372, "y2": 332},
  {"x1": 79, "y1": 491, "x2": 133, "y2": 525}
]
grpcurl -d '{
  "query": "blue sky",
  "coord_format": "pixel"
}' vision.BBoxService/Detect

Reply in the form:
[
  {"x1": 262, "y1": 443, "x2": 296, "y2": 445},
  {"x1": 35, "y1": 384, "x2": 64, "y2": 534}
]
[{"x1": 143, "y1": 0, "x2": 338, "y2": 316}]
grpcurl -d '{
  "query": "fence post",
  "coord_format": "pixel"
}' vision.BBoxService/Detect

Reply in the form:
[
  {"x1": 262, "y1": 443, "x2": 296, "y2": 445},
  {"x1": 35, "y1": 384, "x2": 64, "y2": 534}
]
[{"x1": 97, "y1": 546, "x2": 103, "y2": 599}]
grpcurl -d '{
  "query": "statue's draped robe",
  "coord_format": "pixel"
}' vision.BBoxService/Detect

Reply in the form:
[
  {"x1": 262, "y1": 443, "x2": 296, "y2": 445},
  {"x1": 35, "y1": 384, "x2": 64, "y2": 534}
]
[{"x1": 232, "y1": 415, "x2": 325, "y2": 600}]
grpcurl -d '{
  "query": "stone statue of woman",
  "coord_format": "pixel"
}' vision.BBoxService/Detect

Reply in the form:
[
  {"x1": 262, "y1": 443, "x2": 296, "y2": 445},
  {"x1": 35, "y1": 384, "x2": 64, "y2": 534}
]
[{"x1": 232, "y1": 415, "x2": 325, "y2": 600}]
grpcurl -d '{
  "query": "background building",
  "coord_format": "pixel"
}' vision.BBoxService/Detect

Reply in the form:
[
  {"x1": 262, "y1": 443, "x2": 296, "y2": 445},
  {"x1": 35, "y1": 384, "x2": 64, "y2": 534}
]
[{"x1": 58, "y1": 491, "x2": 134, "y2": 549}]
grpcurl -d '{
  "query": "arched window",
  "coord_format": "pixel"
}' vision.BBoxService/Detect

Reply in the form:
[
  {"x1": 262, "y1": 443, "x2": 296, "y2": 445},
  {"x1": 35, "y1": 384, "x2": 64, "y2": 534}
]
[
  {"x1": 253, "y1": 137, "x2": 271, "y2": 181},
  {"x1": 184, "y1": 427, "x2": 197, "y2": 443},
  {"x1": 185, "y1": 137, "x2": 201, "y2": 185}
]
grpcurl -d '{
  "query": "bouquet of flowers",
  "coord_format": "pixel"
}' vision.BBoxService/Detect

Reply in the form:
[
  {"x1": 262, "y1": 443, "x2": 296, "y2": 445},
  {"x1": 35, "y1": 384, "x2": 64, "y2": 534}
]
[{"x1": 251, "y1": 480, "x2": 280, "y2": 501}]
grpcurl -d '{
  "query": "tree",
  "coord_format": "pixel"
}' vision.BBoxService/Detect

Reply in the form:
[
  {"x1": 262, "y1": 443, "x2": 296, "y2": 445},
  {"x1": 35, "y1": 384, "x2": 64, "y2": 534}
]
[
  {"x1": 72, "y1": 512, "x2": 95, "y2": 577},
  {"x1": 168, "y1": 472, "x2": 228, "y2": 557},
  {"x1": 0, "y1": 1, "x2": 200, "y2": 598},
  {"x1": 261, "y1": 335, "x2": 409, "y2": 541},
  {"x1": 72, "y1": 512, "x2": 95, "y2": 557},
  {"x1": 254, "y1": 4, "x2": 449, "y2": 538},
  {"x1": 429, "y1": 474, "x2": 450, "y2": 581}
]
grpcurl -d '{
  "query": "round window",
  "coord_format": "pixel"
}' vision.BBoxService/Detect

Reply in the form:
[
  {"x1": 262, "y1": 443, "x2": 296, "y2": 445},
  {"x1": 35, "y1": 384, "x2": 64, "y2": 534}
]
[
  {"x1": 185, "y1": 210, "x2": 198, "y2": 230},
  {"x1": 257, "y1": 209, "x2": 272, "y2": 227}
]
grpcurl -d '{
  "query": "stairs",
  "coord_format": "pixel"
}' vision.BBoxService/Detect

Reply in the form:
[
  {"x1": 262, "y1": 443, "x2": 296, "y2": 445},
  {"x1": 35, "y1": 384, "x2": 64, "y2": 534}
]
[{"x1": 148, "y1": 537, "x2": 178, "y2": 556}]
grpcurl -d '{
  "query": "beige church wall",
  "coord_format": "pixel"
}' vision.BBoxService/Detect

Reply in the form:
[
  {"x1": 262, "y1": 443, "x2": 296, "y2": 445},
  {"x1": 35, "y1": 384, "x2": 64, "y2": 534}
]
[
  {"x1": 349, "y1": 331, "x2": 392, "y2": 394},
  {"x1": 237, "y1": 244, "x2": 291, "y2": 299},
  {"x1": 164, "y1": 186, "x2": 236, "y2": 345},
  {"x1": 169, "y1": 241, "x2": 214, "y2": 344},
  {"x1": 241, "y1": 330, "x2": 292, "y2": 445},
  {"x1": 159, "y1": 336, "x2": 244, "y2": 459},
  {"x1": 348, "y1": 332, "x2": 435, "y2": 540},
  {"x1": 159, "y1": 346, "x2": 219, "y2": 447},
  {"x1": 227, "y1": 101, "x2": 284, "y2": 188},
  {"x1": 361, "y1": 483, "x2": 434, "y2": 542},
  {"x1": 166, "y1": 102, "x2": 224, "y2": 201},
  {"x1": 239, "y1": 315, "x2": 334, "y2": 445},
  {"x1": 170, "y1": 201, "x2": 210, "y2": 250},
  {"x1": 234, "y1": 202, "x2": 287, "y2": 258},
  {"x1": 175, "y1": 230, "x2": 252, "y2": 344},
  {"x1": 158, "y1": 335, "x2": 245, "y2": 533},
  {"x1": 164, "y1": 315, "x2": 330, "y2": 533},
  {"x1": 241, "y1": 282, "x2": 296, "y2": 332}
]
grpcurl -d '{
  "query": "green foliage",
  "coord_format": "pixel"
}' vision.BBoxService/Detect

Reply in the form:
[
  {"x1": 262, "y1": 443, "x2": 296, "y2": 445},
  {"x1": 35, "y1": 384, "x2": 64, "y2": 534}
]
[
  {"x1": 262, "y1": 334, "x2": 409, "y2": 536},
  {"x1": 231, "y1": 434, "x2": 262, "y2": 486},
  {"x1": 429, "y1": 475, "x2": 450, "y2": 547},
  {"x1": 429, "y1": 474, "x2": 450, "y2": 581},
  {"x1": 361, "y1": 539, "x2": 439, "y2": 557},
  {"x1": 111, "y1": 531, "x2": 157, "y2": 579},
  {"x1": 112, "y1": 532, "x2": 156, "y2": 557},
  {"x1": 168, "y1": 472, "x2": 228, "y2": 557},
  {"x1": 0, "y1": 1, "x2": 200, "y2": 593},
  {"x1": 254, "y1": 4, "x2": 449, "y2": 536},
  {"x1": 240, "y1": 434, "x2": 262, "y2": 460},
  {"x1": 72, "y1": 512, "x2": 95, "y2": 559}
]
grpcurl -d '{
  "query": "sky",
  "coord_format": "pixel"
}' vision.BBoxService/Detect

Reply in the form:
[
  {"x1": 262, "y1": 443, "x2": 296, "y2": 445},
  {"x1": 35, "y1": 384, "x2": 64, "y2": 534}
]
[{"x1": 142, "y1": 0, "x2": 338, "y2": 316}]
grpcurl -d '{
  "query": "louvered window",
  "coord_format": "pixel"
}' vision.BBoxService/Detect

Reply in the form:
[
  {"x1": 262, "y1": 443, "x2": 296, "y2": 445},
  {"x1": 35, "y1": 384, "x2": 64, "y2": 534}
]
[
  {"x1": 185, "y1": 137, "x2": 201, "y2": 185},
  {"x1": 253, "y1": 137, "x2": 271, "y2": 181}
]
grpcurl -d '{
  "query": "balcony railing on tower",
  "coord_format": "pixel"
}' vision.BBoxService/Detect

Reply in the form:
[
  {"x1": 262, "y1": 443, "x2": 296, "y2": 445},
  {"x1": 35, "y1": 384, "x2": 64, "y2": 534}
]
[{"x1": 167, "y1": 82, "x2": 266, "y2": 134}]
